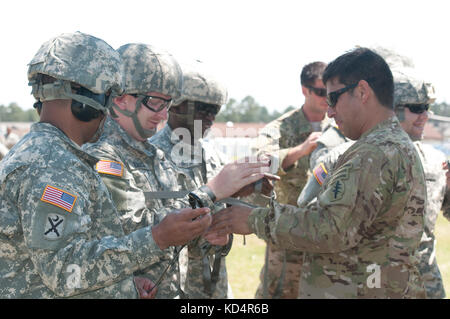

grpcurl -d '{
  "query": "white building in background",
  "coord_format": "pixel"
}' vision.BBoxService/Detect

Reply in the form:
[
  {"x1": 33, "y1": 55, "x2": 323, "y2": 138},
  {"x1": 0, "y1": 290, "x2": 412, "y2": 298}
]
[{"x1": 205, "y1": 121, "x2": 266, "y2": 163}]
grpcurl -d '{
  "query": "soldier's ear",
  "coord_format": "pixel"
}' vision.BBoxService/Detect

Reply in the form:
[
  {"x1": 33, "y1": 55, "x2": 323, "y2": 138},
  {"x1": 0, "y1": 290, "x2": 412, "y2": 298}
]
[
  {"x1": 301, "y1": 85, "x2": 310, "y2": 98},
  {"x1": 113, "y1": 95, "x2": 129, "y2": 110},
  {"x1": 357, "y1": 80, "x2": 371, "y2": 105}
]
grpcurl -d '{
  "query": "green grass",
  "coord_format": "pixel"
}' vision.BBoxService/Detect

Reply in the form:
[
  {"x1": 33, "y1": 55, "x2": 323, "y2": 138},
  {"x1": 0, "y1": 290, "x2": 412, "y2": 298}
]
[
  {"x1": 226, "y1": 234, "x2": 266, "y2": 299},
  {"x1": 435, "y1": 213, "x2": 450, "y2": 299},
  {"x1": 227, "y1": 212, "x2": 450, "y2": 299}
]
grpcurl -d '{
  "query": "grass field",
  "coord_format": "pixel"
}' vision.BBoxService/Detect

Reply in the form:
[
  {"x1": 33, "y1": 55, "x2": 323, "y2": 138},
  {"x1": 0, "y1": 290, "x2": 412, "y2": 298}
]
[{"x1": 226, "y1": 212, "x2": 450, "y2": 299}]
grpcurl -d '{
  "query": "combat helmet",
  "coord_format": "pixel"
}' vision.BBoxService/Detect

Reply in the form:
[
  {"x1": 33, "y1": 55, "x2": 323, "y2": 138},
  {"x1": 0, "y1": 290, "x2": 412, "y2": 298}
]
[
  {"x1": 112, "y1": 43, "x2": 183, "y2": 139},
  {"x1": 393, "y1": 69, "x2": 435, "y2": 106},
  {"x1": 174, "y1": 59, "x2": 228, "y2": 106},
  {"x1": 369, "y1": 46, "x2": 435, "y2": 120},
  {"x1": 170, "y1": 59, "x2": 228, "y2": 131},
  {"x1": 28, "y1": 32, "x2": 123, "y2": 121}
]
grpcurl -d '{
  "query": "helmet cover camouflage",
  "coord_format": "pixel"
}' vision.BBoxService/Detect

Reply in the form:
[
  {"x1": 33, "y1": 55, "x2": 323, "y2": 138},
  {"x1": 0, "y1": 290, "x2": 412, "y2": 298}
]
[
  {"x1": 28, "y1": 31, "x2": 122, "y2": 97},
  {"x1": 393, "y1": 69, "x2": 436, "y2": 106},
  {"x1": 117, "y1": 43, "x2": 183, "y2": 100},
  {"x1": 174, "y1": 59, "x2": 228, "y2": 106}
]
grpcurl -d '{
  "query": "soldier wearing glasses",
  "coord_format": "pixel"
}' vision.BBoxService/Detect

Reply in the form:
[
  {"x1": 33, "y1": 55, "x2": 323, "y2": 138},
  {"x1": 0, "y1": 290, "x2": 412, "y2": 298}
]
[
  {"x1": 207, "y1": 48, "x2": 427, "y2": 298},
  {"x1": 395, "y1": 70, "x2": 449, "y2": 299},
  {"x1": 84, "y1": 45, "x2": 269, "y2": 298},
  {"x1": 251, "y1": 62, "x2": 330, "y2": 299}
]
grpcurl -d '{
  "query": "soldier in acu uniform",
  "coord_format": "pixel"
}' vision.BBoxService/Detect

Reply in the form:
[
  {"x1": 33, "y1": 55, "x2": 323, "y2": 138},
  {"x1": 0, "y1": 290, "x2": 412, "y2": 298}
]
[
  {"x1": 85, "y1": 48, "x2": 271, "y2": 298},
  {"x1": 0, "y1": 32, "x2": 171, "y2": 298},
  {"x1": 151, "y1": 59, "x2": 275, "y2": 298},
  {"x1": 207, "y1": 48, "x2": 427, "y2": 298},
  {"x1": 394, "y1": 69, "x2": 449, "y2": 299}
]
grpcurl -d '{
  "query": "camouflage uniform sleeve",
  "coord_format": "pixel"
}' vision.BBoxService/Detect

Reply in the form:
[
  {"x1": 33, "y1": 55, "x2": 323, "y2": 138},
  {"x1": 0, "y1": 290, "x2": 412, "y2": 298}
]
[
  {"x1": 15, "y1": 167, "x2": 164, "y2": 297},
  {"x1": 249, "y1": 145, "x2": 392, "y2": 253}
]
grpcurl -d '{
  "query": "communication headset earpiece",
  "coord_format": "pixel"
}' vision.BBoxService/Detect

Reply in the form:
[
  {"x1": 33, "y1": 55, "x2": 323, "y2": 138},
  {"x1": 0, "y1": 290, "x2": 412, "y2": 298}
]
[{"x1": 70, "y1": 85, "x2": 106, "y2": 122}]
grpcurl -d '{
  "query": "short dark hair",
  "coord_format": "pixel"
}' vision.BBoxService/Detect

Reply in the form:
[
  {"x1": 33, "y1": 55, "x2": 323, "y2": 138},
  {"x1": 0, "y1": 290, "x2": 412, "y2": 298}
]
[
  {"x1": 300, "y1": 61, "x2": 327, "y2": 87},
  {"x1": 322, "y1": 48, "x2": 394, "y2": 109}
]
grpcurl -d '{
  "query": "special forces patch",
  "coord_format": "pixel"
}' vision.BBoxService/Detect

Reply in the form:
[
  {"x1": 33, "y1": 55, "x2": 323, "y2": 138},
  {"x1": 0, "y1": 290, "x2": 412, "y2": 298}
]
[
  {"x1": 329, "y1": 179, "x2": 345, "y2": 201},
  {"x1": 44, "y1": 214, "x2": 65, "y2": 240},
  {"x1": 325, "y1": 163, "x2": 352, "y2": 202}
]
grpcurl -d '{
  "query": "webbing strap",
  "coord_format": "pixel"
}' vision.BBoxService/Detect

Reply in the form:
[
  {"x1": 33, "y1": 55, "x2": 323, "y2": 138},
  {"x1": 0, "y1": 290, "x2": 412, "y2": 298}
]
[
  {"x1": 143, "y1": 190, "x2": 190, "y2": 200},
  {"x1": 215, "y1": 197, "x2": 259, "y2": 208}
]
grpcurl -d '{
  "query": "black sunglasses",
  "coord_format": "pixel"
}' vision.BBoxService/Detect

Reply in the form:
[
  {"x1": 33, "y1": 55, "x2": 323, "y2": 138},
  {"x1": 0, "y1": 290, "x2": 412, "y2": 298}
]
[
  {"x1": 326, "y1": 83, "x2": 358, "y2": 108},
  {"x1": 402, "y1": 104, "x2": 429, "y2": 114},
  {"x1": 131, "y1": 94, "x2": 172, "y2": 112},
  {"x1": 196, "y1": 102, "x2": 220, "y2": 116},
  {"x1": 304, "y1": 85, "x2": 327, "y2": 97}
]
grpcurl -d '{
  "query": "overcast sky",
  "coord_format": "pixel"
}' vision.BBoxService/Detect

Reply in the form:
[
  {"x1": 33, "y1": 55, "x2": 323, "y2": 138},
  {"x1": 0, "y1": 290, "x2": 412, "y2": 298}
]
[{"x1": 1, "y1": 0, "x2": 448, "y2": 112}]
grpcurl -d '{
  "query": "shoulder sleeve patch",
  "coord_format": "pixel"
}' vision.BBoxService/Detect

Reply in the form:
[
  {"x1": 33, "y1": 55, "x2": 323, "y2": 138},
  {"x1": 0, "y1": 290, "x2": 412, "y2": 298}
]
[
  {"x1": 41, "y1": 185, "x2": 77, "y2": 213},
  {"x1": 313, "y1": 163, "x2": 328, "y2": 186},
  {"x1": 95, "y1": 160, "x2": 124, "y2": 177}
]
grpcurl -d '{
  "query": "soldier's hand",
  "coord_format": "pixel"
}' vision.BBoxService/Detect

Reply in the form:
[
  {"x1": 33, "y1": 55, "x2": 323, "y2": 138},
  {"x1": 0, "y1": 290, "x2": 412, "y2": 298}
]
[
  {"x1": 232, "y1": 173, "x2": 280, "y2": 197},
  {"x1": 300, "y1": 131, "x2": 322, "y2": 155},
  {"x1": 134, "y1": 276, "x2": 157, "y2": 299},
  {"x1": 152, "y1": 207, "x2": 211, "y2": 250},
  {"x1": 282, "y1": 132, "x2": 322, "y2": 169},
  {"x1": 203, "y1": 233, "x2": 230, "y2": 246},
  {"x1": 204, "y1": 206, "x2": 253, "y2": 238},
  {"x1": 206, "y1": 157, "x2": 270, "y2": 201}
]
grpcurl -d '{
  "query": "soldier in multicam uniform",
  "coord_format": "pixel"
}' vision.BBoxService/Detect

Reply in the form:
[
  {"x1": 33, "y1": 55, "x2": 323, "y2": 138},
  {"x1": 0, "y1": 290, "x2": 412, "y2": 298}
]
[
  {"x1": 207, "y1": 48, "x2": 428, "y2": 298},
  {"x1": 85, "y1": 47, "x2": 270, "y2": 298},
  {"x1": 251, "y1": 62, "x2": 329, "y2": 298},
  {"x1": 298, "y1": 54, "x2": 450, "y2": 299},
  {"x1": 0, "y1": 32, "x2": 184, "y2": 298},
  {"x1": 394, "y1": 69, "x2": 449, "y2": 299},
  {"x1": 150, "y1": 60, "x2": 235, "y2": 298}
]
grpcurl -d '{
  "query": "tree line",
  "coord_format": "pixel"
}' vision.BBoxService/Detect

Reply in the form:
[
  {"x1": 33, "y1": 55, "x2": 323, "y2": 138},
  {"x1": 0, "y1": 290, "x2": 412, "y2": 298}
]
[
  {"x1": 0, "y1": 98, "x2": 449, "y2": 123},
  {"x1": 0, "y1": 103, "x2": 39, "y2": 122}
]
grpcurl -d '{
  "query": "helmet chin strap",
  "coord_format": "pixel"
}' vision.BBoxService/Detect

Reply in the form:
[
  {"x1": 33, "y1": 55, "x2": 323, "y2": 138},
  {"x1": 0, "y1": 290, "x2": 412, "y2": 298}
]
[
  {"x1": 111, "y1": 95, "x2": 157, "y2": 140},
  {"x1": 32, "y1": 80, "x2": 108, "y2": 114}
]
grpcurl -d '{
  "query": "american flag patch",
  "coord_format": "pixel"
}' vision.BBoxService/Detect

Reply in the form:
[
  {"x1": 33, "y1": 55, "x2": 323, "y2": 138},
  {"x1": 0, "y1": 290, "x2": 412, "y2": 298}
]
[
  {"x1": 41, "y1": 185, "x2": 77, "y2": 213},
  {"x1": 95, "y1": 160, "x2": 123, "y2": 177},
  {"x1": 313, "y1": 163, "x2": 328, "y2": 186}
]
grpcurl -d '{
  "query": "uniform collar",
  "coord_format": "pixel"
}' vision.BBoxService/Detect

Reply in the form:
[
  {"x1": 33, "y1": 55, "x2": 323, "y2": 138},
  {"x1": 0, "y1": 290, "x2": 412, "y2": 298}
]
[
  {"x1": 31, "y1": 122, "x2": 99, "y2": 167},
  {"x1": 103, "y1": 116, "x2": 156, "y2": 157},
  {"x1": 359, "y1": 115, "x2": 399, "y2": 140}
]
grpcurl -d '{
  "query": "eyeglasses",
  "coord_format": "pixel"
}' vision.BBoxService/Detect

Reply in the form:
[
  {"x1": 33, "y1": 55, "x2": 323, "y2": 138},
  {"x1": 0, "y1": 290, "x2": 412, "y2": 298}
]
[
  {"x1": 402, "y1": 104, "x2": 429, "y2": 114},
  {"x1": 304, "y1": 85, "x2": 327, "y2": 97},
  {"x1": 132, "y1": 94, "x2": 172, "y2": 112},
  {"x1": 326, "y1": 83, "x2": 358, "y2": 108},
  {"x1": 195, "y1": 102, "x2": 220, "y2": 117}
]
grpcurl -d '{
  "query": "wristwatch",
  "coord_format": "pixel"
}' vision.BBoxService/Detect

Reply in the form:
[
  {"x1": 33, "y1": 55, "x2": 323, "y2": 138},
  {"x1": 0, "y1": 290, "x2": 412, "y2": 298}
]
[{"x1": 199, "y1": 185, "x2": 216, "y2": 202}]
